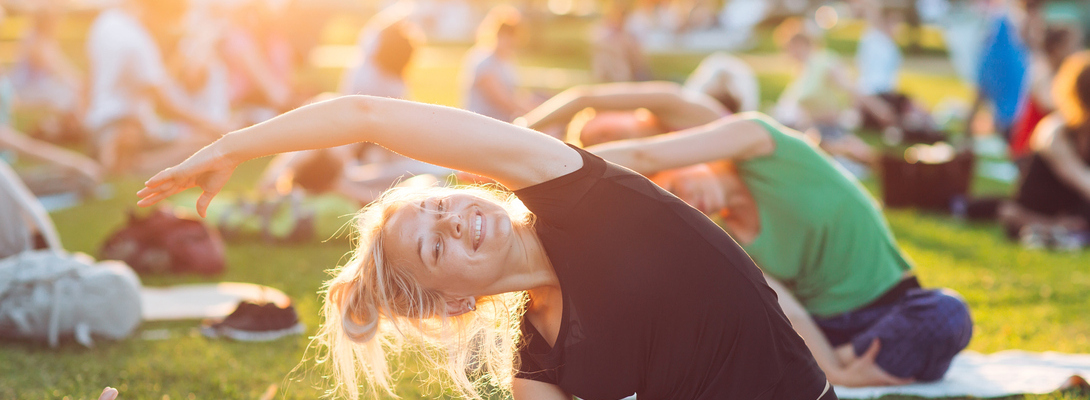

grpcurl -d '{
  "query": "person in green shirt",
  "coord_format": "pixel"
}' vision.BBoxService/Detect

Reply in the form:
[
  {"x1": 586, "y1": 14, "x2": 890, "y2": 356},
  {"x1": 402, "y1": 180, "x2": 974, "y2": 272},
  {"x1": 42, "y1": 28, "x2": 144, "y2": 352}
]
[{"x1": 589, "y1": 112, "x2": 973, "y2": 387}]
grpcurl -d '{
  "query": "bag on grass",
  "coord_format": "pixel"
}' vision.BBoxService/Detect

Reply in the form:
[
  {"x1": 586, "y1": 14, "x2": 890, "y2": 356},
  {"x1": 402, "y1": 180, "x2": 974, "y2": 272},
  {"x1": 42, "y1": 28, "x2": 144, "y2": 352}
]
[
  {"x1": 100, "y1": 208, "x2": 227, "y2": 275},
  {"x1": 881, "y1": 143, "x2": 975, "y2": 212},
  {"x1": 0, "y1": 250, "x2": 142, "y2": 347}
]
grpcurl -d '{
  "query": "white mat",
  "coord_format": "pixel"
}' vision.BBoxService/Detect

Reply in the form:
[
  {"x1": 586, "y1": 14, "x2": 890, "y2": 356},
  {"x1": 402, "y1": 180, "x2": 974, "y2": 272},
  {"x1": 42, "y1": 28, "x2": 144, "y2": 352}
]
[
  {"x1": 836, "y1": 350, "x2": 1090, "y2": 399},
  {"x1": 140, "y1": 282, "x2": 292, "y2": 321}
]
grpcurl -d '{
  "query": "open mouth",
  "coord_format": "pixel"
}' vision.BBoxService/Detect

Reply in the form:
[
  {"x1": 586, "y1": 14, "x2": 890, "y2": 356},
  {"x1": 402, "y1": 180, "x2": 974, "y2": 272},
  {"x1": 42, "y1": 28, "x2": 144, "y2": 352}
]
[{"x1": 473, "y1": 212, "x2": 484, "y2": 251}]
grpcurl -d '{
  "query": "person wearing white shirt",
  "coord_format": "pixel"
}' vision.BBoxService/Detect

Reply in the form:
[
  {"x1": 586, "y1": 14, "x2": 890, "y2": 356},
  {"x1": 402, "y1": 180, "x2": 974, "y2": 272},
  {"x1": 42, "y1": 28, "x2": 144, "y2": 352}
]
[{"x1": 84, "y1": 0, "x2": 226, "y2": 174}]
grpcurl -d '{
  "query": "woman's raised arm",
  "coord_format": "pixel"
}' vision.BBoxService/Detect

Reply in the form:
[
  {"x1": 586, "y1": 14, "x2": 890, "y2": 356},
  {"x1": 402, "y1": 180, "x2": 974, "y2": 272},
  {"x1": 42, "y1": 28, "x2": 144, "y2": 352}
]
[
  {"x1": 519, "y1": 82, "x2": 725, "y2": 131},
  {"x1": 588, "y1": 112, "x2": 776, "y2": 175},
  {"x1": 138, "y1": 96, "x2": 580, "y2": 216}
]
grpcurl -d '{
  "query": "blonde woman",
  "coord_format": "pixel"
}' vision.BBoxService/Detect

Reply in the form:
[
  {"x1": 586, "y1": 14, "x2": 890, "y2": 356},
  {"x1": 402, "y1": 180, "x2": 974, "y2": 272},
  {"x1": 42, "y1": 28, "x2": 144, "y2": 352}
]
[{"x1": 138, "y1": 95, "x2": 834, "y2": 399}]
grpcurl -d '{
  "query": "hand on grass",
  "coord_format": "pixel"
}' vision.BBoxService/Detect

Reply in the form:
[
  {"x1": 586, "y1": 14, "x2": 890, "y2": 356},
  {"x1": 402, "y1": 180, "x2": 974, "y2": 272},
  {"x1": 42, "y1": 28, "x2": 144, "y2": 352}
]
[
  {"x1": 831, "y1": 339, "x2": 915, "y2": 387},
  {"x1": 137, "y1": 142, "x2": 239, "y2": 218},
  {"x1": 98, "y1": 387, "x2": 118, "y2": 400}
]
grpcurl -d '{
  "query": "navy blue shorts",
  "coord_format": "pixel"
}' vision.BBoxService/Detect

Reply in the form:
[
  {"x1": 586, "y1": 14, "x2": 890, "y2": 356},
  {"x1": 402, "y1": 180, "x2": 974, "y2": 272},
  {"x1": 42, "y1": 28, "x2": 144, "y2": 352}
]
[{"x1": 813, "y1": 287, "x2": 973, "y2": 381}]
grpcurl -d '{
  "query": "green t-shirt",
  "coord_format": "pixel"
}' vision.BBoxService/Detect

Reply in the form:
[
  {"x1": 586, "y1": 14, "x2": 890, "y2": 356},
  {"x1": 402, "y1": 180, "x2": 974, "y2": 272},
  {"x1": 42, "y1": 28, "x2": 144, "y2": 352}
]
[{"x1": 737, "y1": 116, "x2": 912, "y2": 317}]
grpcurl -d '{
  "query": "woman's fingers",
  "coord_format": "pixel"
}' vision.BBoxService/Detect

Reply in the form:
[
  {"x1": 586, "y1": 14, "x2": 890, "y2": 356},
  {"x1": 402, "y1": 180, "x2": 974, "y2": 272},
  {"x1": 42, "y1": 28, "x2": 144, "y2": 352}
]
[
  {"x1": 98, "y1": 387, "x2": 118, "y2": 400},
  {"x1": 144, "y1": 167, "x2": 179, "y2": 189},
  {"x1": 196, "y1": 190, "x2": 219, "y2": 218},
  {"x1": 136, "y1": 180, "x2": 177, "y2": 199},
  {"x1": 137, "y1": 185, "x2": 189, "y2": 207}
]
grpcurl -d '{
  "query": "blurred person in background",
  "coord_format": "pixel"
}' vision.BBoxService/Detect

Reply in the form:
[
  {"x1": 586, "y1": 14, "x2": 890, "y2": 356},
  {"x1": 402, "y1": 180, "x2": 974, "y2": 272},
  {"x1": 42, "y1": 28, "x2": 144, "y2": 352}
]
[
  {"x1": 167, "y1": 2, "x2": 232, "y2": 133},
  {"x1": 461, "y1": 5, "x2": 532, "y2": 122},
  {"x1": 853, "y1": 0, "x2": 903, "y2": 115},
  {"x1": 964, "y1": 0, "x2": 1031, "y2": 141},
  {"x1": 1001, "y1": 51, "x2": 1090, "y2": 250},
  {"x1": 221, "y1": 0, "x2": 297, "y2": 124},
  {"x1": 852, "y1": 0, "x2": 945, "y2": 142},
  {"x1": 772, "y1": 18, "x2": 894, "y2": 175},
  {"x1": 340, "y1": 3, "x2": 420, "y2": 99},
  {"x1": 1010, "y1": 25, "x2": 1083, "y2": 159},
  {"x1": 684, "y1": 52, "x2": 759, "y2": 114},
  {"x1": 0, "y1": 6, "x2": 100, "y2": 188},
  {"x1": 591, "y1": 0, "x2": 651, "y2": 83},
  {"x1": 84, "y1": 0, "x2": 227, "y2": 174},
  {"x1": 585, "y1": 112, "x2": 973, "y2": 386},
  {"x1": 259, "y1": 10, "x2": 449, "y2": 205},
  {"x1": 10, "y1": 1, "x2": 86, "y2": 145}
]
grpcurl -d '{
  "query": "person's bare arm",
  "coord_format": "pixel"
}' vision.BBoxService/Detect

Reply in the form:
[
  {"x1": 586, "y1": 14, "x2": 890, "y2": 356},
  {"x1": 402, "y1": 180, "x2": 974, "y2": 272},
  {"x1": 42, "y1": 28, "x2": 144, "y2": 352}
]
[
  {"x1": 512, "y1": 378, "x2": 572, "y2": 400},
  {"x1": 587, "y1": 112, "x2": 775, "y2": 175},
  {"x1": 763, "y1": 273, "x2": 913, "y2": 387},
  {"x1": 0, "y1": 126, "x2": 102, "y2": 183},
  {"x1": 1037, "y1": 117, "x2": 1090, "y2": 201},
  {"x1": 519, "y1": 82, "x2": 725, "y2": 131},
  {"x1": 138, "y1": 96, "x2": 581, "y2": 215}
]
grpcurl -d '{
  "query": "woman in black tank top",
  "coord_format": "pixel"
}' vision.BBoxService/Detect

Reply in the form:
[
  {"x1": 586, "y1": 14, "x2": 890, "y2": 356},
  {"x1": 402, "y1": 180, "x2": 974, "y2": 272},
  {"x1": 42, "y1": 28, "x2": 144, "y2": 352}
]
[{"x1": 137, "y1": 95, "x2": 831, "y2": 399}]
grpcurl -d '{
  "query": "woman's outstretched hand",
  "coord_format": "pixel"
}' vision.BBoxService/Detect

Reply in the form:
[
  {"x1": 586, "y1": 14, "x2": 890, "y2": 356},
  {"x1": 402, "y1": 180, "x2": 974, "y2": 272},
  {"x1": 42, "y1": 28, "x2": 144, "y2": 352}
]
[{"x1": 137, "y1": 142, "x2": 239, "y2": 218}]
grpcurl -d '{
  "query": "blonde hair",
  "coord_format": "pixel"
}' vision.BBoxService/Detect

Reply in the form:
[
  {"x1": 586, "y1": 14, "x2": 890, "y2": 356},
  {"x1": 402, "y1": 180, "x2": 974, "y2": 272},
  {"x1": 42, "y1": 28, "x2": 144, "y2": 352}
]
[{"x1": 315, "y1": 184, "x2": 533, "y2": 399}]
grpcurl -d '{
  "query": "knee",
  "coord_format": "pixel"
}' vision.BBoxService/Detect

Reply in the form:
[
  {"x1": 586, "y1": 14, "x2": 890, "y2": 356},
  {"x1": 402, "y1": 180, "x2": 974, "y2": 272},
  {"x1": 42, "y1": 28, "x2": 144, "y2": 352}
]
[
  {"x1": 918, "y1": 289, "x2": 974, "y2": 348},
  {"x1": 912, "y1": 290, "x2": 973, "y2": 380}
]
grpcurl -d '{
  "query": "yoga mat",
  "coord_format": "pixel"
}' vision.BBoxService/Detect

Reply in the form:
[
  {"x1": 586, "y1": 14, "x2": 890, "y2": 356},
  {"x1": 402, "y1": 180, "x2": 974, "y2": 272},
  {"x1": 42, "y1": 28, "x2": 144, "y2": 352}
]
[
  {"x1": 835, "y1": 350, "x2": 1090, "y2": 399},
  {"x1": 615, "y1": 351, "x2": 1089, "y2": 400},
  {"x1": 140, "y1": 282, "x2": 291, "y2": 321}
]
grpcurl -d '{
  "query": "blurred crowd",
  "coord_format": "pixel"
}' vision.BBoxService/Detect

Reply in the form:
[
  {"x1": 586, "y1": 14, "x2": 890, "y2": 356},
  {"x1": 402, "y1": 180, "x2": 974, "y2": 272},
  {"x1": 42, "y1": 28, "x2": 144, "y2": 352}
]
[{"x1": 0, "y1": 0, "x2": 1088, "y2": 248}]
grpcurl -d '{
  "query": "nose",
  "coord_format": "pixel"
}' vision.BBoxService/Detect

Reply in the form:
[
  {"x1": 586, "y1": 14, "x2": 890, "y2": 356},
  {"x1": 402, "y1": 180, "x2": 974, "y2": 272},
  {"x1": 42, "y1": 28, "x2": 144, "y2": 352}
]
[{"x1": 439, "y1": 212, "x2": 463, "y2": 238}]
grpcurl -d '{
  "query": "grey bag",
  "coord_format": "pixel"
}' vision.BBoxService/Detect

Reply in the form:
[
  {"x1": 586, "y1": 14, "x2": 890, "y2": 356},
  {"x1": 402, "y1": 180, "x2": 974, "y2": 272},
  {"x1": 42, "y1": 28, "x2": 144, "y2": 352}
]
[{"x1": 0, "y1": 250, "x2": 142, "y2": 347}]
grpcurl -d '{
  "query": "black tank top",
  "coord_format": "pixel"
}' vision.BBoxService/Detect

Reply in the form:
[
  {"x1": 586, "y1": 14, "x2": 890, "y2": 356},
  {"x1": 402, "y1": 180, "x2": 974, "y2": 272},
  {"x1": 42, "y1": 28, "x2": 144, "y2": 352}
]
[{"x1": 513, "y1": 145, "x2": 827, "y2": 400}]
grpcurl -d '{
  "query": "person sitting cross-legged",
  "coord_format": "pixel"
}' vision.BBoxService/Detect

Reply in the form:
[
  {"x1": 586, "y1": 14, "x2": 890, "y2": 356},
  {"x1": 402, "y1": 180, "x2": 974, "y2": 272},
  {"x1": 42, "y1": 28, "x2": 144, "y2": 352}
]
[{"x1": 585, "y1": 112, "x2": 974, "y2": 386}]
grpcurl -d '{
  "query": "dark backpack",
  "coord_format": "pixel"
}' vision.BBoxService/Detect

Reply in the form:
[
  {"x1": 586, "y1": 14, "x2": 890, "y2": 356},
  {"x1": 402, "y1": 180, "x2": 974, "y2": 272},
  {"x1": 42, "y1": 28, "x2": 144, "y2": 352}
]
[{"x1": 100, "y1": 208, "x2": 226, "y2": 275}]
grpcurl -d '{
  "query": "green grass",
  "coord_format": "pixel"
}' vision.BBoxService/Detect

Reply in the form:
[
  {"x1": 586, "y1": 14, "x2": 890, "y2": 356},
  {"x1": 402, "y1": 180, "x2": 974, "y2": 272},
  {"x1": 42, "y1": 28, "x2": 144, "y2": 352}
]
[{"x1": 2, "y1": 15, "x2": 1089, "y2": 400}]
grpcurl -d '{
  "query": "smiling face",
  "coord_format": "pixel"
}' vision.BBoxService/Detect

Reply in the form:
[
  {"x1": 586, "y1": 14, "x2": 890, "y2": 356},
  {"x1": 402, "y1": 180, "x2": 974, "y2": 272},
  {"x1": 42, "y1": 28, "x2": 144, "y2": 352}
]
[{"x1": 383, "y1": 192, "x2": 522, "y2": 297}]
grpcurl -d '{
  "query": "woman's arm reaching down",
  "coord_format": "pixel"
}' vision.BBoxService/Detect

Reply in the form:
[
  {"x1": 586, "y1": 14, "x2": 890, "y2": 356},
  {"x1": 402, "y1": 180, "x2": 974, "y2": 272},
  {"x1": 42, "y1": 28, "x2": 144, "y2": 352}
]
[
  {"x1": 763, "y1": 273, "x2": 913, "y2": 387},
  {"x1": 137, "y1": 96, "x2": 581, "y2": 216},
  {"x1": 588, "y1": 112, "x2": 775, "y2": 175}
]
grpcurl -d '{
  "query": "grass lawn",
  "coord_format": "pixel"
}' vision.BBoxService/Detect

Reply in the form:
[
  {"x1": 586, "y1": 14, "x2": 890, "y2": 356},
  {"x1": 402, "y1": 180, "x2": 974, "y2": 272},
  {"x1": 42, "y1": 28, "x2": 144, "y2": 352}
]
[{"x1": 2, "y1": 14, "x2": 1089, "y2": 400}]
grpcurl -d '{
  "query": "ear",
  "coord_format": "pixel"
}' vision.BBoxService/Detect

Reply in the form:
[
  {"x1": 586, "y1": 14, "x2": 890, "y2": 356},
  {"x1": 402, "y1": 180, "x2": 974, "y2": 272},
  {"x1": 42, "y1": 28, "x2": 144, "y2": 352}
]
[{"x1": 441, "y1": 296, "x2": 477, "y2": 317}]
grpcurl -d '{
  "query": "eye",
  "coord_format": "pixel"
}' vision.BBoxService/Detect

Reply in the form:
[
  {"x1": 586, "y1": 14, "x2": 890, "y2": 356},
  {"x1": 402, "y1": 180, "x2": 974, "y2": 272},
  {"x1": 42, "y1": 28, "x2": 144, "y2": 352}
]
[
  {"x1": 437, "y1": 198, "x2": 445, "y2": 212},
  {"x1": 434, "y1": 238, "x2": 441, "y2": 261}
]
